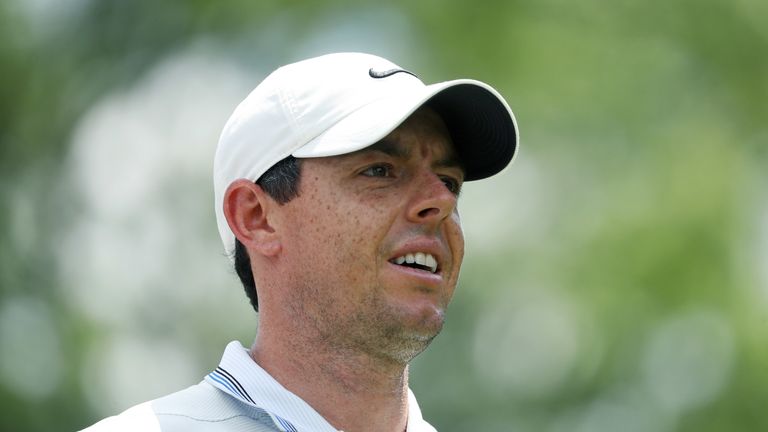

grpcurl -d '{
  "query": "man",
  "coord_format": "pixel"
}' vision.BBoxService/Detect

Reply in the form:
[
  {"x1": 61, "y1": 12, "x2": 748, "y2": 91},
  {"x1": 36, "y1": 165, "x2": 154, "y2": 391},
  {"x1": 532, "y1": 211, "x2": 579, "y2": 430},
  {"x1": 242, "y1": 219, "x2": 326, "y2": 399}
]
[{"x1": 82, "y1": 52, "x2": 518, "y2": 432}]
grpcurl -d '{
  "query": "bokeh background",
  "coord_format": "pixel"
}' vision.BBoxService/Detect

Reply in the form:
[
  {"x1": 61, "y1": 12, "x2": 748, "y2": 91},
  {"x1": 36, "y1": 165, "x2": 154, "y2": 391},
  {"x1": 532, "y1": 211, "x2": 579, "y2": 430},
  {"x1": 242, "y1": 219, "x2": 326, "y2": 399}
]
[{"x1": 1, "y1": 0, "x2": 767, "y2": 431}]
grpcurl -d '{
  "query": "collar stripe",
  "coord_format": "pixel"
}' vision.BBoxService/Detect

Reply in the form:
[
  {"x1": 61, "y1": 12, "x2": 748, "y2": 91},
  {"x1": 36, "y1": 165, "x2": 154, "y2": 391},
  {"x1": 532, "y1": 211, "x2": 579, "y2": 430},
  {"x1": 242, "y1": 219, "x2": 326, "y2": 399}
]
[
  {"x1": 207, "y1": 370, "x2": 254, "y2": 405},
  {"x1": 207, "y1": 368, "x2": 298, "y2": 432},
  {"x1": 275, "y1": 416, "x2": 299, "y2": 432},
  {"x1": 215, "y1": 366, "x2": 256, "y2": 404}
]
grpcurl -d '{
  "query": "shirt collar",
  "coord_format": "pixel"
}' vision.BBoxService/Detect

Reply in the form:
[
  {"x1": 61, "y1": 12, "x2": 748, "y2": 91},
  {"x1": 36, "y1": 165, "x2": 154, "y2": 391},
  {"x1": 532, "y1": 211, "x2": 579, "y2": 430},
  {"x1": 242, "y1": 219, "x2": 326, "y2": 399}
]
[{"x1": 205, "y1": 341, "x2": 436, "y2": 432}]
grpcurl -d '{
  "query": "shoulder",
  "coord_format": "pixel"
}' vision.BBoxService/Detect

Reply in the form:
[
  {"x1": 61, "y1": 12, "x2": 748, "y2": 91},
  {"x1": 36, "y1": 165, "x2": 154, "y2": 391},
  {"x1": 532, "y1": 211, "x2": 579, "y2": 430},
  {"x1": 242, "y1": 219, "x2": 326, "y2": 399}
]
[
  {"x1": 80, "y1": 401, "x2": 160, "y2": 432},
  {"x1": 80, "y1": 382, "x2": 280, "y2": 432}
]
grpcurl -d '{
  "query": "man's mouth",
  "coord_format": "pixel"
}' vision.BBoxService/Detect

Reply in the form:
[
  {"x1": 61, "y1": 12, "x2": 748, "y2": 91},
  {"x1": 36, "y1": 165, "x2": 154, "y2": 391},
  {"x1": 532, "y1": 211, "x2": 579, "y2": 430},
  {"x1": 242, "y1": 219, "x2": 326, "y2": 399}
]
[{"x1": 389, "y1": 252, "x2": 439, "y2": 274}]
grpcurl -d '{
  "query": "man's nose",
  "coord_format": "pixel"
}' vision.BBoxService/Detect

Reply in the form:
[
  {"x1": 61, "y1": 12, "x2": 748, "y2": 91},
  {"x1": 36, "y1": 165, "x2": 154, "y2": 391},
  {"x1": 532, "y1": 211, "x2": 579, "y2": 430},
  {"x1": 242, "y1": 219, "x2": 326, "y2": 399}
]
[{"x1": 405, "y1": 171, "x2": 458, "y2": 225}]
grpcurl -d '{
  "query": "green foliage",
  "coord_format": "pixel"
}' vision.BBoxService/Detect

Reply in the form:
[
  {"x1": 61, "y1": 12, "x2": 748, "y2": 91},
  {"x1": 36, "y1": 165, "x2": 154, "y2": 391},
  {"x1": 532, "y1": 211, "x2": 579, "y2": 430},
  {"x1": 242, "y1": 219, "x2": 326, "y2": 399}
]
[{"x1": 0, "y1": 1, "x2": 765, "y2": 431}]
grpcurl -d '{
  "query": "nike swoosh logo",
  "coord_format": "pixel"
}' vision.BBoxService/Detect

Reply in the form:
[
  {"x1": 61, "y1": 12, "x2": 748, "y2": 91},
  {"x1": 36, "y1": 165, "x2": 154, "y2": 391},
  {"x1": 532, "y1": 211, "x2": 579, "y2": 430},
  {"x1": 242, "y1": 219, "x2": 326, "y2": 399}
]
[{"x1": 368, "y1": 68, "x2": 418, "y2": 79}]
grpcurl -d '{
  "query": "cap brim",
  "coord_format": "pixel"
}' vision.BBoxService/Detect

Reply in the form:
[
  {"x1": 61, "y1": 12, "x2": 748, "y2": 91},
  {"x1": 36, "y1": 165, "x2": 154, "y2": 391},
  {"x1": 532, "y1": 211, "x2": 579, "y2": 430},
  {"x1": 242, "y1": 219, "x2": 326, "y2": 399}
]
[{"x1": 292, "y1": 79, "x2": 518, "y2": 181}]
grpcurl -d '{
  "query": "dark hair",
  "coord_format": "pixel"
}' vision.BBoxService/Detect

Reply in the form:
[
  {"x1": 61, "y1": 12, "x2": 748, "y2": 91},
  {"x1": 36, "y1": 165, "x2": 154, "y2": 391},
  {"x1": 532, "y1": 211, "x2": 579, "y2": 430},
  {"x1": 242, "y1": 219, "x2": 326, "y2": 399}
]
[{"x1": 234, "y1": 156, "x2": 302, "y2": 312}]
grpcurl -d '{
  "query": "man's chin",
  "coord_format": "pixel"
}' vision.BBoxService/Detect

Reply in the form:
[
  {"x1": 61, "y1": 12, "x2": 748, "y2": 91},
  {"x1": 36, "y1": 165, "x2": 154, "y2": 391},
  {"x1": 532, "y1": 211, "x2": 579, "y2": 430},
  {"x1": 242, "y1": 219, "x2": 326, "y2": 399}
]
[
  {"x1": 400, "y1": 299, "x2": 447, "y2": 334},
  {"x1": 385, "y1": 311, "x2": 445, "y2": 363},
  {"x1": 382, "y1": 330, "x2": 439, "y2": 365},
  {"x1": 362, "y1": 296, "x2": 448, "y2": 364}
]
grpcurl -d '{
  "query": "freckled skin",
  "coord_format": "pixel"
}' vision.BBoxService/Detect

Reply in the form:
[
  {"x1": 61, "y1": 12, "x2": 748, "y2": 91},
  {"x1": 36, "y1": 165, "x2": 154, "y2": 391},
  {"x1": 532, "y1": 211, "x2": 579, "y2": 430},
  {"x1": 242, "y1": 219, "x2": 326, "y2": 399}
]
[{"x1": 271, "y1": 108, "x2": 465, "y2": 365}]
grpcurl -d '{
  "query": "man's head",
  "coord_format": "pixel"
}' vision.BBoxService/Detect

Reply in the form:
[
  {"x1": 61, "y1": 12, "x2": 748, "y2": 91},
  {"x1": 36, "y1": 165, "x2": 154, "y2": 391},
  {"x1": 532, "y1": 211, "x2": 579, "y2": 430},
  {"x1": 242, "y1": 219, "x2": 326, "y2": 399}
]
[
  {"x1": 215, "y1": 53, "x2": 518, "y2": 359},
  {"x1": 215, "y1": 52, "x2": 517, "y2": 254}
]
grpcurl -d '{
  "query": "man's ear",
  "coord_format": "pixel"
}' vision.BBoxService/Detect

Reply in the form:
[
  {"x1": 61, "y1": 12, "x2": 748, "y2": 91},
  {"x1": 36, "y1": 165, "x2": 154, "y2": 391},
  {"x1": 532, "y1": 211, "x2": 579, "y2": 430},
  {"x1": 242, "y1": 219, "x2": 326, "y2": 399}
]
[{"x1": 223, "y1": 179, "x2": 282, "y2": 257}]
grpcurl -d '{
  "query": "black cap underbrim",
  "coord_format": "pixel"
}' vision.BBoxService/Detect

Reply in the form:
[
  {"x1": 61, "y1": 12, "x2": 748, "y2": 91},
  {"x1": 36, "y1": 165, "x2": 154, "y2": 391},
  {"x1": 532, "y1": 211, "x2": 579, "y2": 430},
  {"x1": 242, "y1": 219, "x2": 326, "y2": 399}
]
[{"x1": 426, "y1": 84, "x2": 518, "y2": 181}]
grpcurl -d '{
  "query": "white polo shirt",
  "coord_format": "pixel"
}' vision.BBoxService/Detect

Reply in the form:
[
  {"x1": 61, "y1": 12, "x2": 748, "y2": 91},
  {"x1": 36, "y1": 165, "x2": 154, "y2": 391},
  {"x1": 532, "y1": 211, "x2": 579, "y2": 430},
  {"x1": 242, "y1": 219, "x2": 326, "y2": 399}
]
[{"x1": 81, "y1": 341, "x2": 438, "y2": 432}]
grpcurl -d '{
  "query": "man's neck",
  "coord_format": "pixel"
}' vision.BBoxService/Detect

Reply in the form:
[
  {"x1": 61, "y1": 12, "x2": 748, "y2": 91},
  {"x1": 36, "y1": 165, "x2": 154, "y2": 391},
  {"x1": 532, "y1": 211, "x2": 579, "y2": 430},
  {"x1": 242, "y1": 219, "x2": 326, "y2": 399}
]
[{"x1": 251, "y1": 328, "x2": 410, "y2": 432}]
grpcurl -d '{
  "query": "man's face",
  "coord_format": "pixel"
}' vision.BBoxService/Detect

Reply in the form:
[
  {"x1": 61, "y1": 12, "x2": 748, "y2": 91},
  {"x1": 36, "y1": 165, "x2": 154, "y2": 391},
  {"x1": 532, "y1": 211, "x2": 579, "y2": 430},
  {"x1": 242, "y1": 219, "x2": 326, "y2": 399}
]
[{"x1": 273, "y1": 107, "x2": 464, "y2": 364}]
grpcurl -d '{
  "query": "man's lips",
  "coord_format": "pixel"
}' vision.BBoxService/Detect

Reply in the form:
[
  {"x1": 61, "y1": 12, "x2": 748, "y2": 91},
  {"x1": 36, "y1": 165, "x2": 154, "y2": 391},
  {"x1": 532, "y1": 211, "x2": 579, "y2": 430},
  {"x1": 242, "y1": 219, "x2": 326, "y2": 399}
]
[
  {"x1": 387, "y1": 238, "x2": 448, "y2": 277},
  {"x1": 385, "y1": 260, "x2": 444, "y2": 287},
  {"x1": 389, "y1": 251, "x2": 439, "y2": 273}
]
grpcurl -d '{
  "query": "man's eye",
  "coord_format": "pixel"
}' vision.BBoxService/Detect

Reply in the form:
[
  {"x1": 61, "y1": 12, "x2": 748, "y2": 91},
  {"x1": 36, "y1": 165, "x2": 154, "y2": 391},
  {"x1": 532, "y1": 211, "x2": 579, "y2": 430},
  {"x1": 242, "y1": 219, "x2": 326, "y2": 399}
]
[
  {"x1": 361, "y1": 164, "x2": 393, "y2": 177},
  {"x1": 441, "y1": 176, "x2": 462, "y2": 195}
]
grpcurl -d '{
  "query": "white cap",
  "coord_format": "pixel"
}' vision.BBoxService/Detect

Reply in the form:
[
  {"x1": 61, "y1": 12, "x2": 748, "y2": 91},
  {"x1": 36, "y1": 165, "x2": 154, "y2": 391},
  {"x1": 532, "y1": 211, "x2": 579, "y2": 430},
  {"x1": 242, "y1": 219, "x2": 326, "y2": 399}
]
[{"x1": 214, "y1": 52, "x2": 519, "y2": 255}]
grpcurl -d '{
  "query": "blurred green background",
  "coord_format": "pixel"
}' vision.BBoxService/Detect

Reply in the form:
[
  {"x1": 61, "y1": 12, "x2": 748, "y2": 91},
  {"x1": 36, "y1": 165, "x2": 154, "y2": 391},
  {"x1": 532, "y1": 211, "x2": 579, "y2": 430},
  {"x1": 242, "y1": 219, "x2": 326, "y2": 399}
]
[{"x1": 1, "y1": 0, "x2": 766, "y2": 431}]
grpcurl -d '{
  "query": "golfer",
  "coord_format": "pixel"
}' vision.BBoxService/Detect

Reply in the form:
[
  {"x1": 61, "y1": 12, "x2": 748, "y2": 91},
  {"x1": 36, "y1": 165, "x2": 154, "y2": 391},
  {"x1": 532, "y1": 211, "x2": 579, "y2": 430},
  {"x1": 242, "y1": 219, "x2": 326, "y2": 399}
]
[{"x1": 82, "y1": 52, "x2": 518, "y2": 432}]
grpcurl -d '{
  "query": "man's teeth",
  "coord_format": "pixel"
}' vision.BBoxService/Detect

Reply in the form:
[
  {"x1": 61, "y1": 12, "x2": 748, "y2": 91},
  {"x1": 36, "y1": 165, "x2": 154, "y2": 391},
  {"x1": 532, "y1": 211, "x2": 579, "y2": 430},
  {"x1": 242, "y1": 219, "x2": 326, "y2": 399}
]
[{"x1": 393, "y1": 253, "x2": 438, "y2": 273}]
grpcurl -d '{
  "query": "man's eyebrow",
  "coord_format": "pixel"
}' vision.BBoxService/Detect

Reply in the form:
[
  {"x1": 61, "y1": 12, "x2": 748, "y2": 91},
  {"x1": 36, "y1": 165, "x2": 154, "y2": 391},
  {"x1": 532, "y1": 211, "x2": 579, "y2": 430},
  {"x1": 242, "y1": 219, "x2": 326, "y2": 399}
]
[
  {"x1": 435, "y1": 153, "x2": 464, "y2": 174},
  {"x1": 367, "y1": 138, "x2": 410, "y2": 159},
  {"x1": 366, "y1": 138, "x2": 464, "y2": 173}
]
